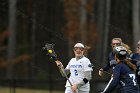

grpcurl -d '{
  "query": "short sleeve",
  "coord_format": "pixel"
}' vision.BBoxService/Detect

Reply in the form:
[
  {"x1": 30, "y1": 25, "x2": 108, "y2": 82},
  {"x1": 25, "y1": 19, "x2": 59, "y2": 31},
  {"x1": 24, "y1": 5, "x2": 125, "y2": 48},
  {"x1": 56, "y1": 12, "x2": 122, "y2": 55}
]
[
  {"x1": 65, "y1": 64, "x2": 70, "y2": 69},
  {"x1": 83, "y1": 58, "x2": 93, "y2": 71},
  {"x1": 65, "y1": 59, "x2": 72, "y2": 70}
]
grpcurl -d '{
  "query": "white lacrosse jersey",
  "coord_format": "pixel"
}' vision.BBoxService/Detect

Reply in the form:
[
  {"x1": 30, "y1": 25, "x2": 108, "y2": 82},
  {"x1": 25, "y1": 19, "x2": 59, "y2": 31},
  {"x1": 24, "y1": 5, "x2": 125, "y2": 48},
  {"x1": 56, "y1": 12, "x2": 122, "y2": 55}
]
[{"x1": 65, "y1": 56, "x2": 93, "y2": 91}]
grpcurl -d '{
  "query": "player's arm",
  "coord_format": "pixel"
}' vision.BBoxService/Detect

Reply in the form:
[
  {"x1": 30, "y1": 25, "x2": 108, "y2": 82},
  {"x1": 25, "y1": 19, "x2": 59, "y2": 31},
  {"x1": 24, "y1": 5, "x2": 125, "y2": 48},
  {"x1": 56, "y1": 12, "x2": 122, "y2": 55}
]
[
  {"x1": 99, "y1": 52, "x2": 115, "y2": 76},
  {"x1": 99, "y1": 60, "x2": 115, "y2": 76},
  {"x1": 58, "y1": 69, "x2": 70, "y2": 77},
  {"x1": 55, "y1": 60, "x2": 70, "y2": 77},
  {"x1": 136, "y1": 61, "x2": 140, "y2": 76},
  {"x1": 76, "y1": 71, "x2": 92, "y2": 88}
]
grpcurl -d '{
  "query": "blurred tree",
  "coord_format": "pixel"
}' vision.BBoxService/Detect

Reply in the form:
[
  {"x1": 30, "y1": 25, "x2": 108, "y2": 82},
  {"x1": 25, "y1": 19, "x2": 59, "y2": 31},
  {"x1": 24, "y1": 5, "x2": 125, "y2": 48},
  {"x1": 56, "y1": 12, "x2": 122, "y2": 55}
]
[
  {"x1": 102, "y1": 0, "x2": 111, "y2": 68},
  {"x1": 0, "y1": 0, "x2": 33, "y2": 80},
  {"x1": 132, "y1": 0, "x2": 140, "y2": 50},
  {"x1": 7, "y1": 0, "x2": 17, "y2": 80},
  {"x1": 95, "y1": 0, "x2": 106, "y2": 69},
  {"x1": 62, "y1": 0, "x2": 97, "y2": 58},
  {"x1": 0, "y1": 0, "x2": 8, "y2": 30}
]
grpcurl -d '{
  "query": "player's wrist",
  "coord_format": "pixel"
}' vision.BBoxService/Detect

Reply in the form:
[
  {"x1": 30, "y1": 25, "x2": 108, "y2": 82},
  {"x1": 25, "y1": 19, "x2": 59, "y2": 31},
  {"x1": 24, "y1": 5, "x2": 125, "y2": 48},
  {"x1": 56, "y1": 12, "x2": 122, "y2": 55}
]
[{"x1": 76, "y1": 81, "x2": 84, "y2": 88}]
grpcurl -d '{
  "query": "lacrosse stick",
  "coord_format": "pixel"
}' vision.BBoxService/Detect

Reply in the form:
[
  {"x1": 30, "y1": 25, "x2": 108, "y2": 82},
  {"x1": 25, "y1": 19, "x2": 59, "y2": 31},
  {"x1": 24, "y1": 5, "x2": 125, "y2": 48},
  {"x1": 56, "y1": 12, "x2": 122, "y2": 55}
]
[
  {"x1": 42, "y1": 43, "x2": 78, "y2": 93},
  {"x1": 88, "y1": 62, "x2": 112, "y2": 76},
  {"x1": 91, "y1": 64, "x2": 112, "y2": 75}
]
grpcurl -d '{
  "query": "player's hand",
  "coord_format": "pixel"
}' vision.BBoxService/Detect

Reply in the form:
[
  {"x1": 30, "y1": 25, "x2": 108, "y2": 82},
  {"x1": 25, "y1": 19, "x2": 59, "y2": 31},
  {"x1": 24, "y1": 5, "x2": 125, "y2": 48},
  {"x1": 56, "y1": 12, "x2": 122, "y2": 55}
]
[
  {"x1": 99, "y1": 68, "x2": 103, "y2": 76},
  {"x1": 71, "y1": 84, "x2": 78, "y2": 92},
  {"x1": 109, "y1": 60, "x2": 117, "y2": 67},
  {"x1": 55, "y1": 60, "x2": 63, "y2": 68},
  {"x1": 137, "y1": 70, "x2": 140, "y2": 75}
]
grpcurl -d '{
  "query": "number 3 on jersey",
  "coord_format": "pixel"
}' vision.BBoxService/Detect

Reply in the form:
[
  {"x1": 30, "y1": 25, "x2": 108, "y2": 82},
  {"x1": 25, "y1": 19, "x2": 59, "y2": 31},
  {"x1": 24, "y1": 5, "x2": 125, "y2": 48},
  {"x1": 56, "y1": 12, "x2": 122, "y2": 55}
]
[
  {"x1": 129, "y1": 74, "x2": 136, "y2": 86},
  {"x1": 74, "y1": 69, "x2": 78, "y2": 76}
]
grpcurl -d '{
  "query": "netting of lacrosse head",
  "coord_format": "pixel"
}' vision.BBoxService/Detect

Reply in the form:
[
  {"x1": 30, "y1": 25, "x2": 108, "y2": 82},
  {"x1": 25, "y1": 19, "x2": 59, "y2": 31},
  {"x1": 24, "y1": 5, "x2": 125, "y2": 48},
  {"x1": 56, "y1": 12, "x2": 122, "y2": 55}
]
[{"x1": 42, "y1": 43, "x2": 57, "y2": 61}]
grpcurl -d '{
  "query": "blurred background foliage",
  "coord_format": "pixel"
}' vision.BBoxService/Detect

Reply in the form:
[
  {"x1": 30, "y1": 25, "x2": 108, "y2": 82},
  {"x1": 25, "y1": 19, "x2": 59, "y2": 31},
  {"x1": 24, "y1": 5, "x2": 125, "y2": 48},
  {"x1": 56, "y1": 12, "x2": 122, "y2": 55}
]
[{"x1": 0, "y1": 0, "x2": 140, "y2": 93}]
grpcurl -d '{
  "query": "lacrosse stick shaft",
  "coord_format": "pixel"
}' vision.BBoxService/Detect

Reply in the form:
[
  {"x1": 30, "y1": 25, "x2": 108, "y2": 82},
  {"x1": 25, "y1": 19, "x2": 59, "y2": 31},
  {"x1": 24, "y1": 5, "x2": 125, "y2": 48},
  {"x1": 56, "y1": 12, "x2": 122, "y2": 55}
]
[
  {"x1": 90, "y1": 60, "x2": 112, "y2": 75},
  {"x1": 57, "y1": 65, "x2": 78, "y2": 93},
  {"x1": 103, "y1": 77, "x2": 113, "y2": 92},
  {"x1": 58, "y1": 65, "x2": 73, "y2": 86},
  {"x1": 93, "y1": 66, "x2": 112, "y2": 75}
]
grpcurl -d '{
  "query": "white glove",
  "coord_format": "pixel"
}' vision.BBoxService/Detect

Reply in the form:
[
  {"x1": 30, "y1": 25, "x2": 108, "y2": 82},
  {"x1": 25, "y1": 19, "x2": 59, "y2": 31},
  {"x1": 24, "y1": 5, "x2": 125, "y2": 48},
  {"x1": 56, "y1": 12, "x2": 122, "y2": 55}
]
[
  {"x1": 109, "y1": 60, "x2": 117, "y2": 67},
  {"x1": 55, "y1": 60, "x2": 63, "y2": 68},
  {"x1": 136, "y1": 61, "x2": 140, "y2": 67},
  {"x1": 99, "y1": 68, "x2": 103, "y2": 76},
  {"x1": 137, "y1": 71, "x2": 140, "y2": 75}
]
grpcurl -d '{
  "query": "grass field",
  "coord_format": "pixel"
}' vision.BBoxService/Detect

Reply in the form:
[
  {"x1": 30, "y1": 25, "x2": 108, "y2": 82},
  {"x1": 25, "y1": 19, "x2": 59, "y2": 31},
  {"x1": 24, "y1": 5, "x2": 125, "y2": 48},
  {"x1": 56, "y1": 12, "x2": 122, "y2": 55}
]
[{"x1": 0, "y1": 87, "x2": 64, "y2": 93}]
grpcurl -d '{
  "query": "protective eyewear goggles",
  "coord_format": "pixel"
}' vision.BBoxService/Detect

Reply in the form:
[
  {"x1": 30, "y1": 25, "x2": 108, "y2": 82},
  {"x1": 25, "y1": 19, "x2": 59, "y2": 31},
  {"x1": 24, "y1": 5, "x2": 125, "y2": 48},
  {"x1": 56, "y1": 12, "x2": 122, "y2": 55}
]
[{"x1": 74, "y1": 47, "x2": 84, "y2": 51}]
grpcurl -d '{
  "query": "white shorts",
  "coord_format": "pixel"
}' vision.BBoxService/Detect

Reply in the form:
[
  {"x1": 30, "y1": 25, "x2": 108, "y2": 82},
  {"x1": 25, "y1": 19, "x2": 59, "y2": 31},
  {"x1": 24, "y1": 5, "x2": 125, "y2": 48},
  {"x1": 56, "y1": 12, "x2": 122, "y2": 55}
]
[{"x1": 65, "y1": 87, "x2": 89, "y2": 93}]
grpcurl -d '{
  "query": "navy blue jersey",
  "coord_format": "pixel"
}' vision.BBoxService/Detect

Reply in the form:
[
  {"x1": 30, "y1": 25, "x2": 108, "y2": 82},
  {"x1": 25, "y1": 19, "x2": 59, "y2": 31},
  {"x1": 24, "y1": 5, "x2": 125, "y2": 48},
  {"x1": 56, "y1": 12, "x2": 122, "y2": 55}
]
[
  {"x1": 103, "y1": 51, "x2": 132, "y2": 71},
  {"x1": 103, "y1": 51, "x2": 115, "y2": 71},
  {"x1": 130, "y1": 53, "x2": 140, "y2": 88},
  {"x1": 103, "y1": 62, "x2": 140, "y2": 93}
]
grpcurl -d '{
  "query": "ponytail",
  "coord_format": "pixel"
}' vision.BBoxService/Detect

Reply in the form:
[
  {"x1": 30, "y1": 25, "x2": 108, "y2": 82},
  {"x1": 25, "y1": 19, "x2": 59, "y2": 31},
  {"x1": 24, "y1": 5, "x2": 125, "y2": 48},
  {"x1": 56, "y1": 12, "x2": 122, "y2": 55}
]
[
  {"x1": 124, "y1": 59, "x2": 136, "y2": 71},
  {"x1": 84, "y1": 45, "x2": 91, "y2": 56}
]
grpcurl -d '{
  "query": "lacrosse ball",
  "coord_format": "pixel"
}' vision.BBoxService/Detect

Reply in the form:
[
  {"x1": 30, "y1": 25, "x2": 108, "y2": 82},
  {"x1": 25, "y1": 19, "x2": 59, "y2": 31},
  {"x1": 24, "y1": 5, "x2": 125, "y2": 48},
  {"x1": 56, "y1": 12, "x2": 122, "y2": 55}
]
[{"x1": 48, "y1": 50, "x2": 53, "y2": 53}]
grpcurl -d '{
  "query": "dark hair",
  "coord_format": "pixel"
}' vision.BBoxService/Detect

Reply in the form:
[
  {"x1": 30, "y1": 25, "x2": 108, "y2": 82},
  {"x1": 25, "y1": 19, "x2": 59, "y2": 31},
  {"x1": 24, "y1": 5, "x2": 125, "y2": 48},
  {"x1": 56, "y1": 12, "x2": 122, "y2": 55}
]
[{"x1": 83, "y1": 45, "x2": 91, "y2": 56}]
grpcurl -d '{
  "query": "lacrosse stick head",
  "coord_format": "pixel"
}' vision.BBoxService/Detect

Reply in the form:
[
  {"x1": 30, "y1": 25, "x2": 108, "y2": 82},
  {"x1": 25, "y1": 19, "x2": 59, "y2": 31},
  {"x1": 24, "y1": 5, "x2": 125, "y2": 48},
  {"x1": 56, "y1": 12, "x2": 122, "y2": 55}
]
[{"x1": 42, "y1": 43, "x2": 57, "y2": 61}]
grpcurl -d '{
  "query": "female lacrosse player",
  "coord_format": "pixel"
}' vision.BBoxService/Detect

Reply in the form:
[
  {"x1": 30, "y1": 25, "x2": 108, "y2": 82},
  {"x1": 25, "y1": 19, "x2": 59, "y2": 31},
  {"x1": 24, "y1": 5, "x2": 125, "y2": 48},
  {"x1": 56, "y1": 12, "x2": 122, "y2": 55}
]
[
  {"x1": 99, "y1": 38, "x2": 122, "y2": 76},
  {"x1": 130, "y1": 40, "x2": 140, "y2": 89},
  {"x1": 55, "y1": 42, "x2": 93, "y2": 93},
  {"x1": 101, "y1": 46, "x2": 140, "y2": 93},
  {"x1": 99, "y1": 38, "x2": 133, "y2": 93},
  {"x1": 99, "y1": 38, "x2": 132, "y2": 76}
]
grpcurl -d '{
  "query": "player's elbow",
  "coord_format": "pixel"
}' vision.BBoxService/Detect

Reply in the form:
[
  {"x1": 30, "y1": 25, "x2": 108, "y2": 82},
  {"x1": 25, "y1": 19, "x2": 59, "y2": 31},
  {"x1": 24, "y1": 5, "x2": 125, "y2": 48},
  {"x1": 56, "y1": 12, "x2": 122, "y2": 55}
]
[{"x1": 84, "y1": 71, "x2": 92, "y2": 83}]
